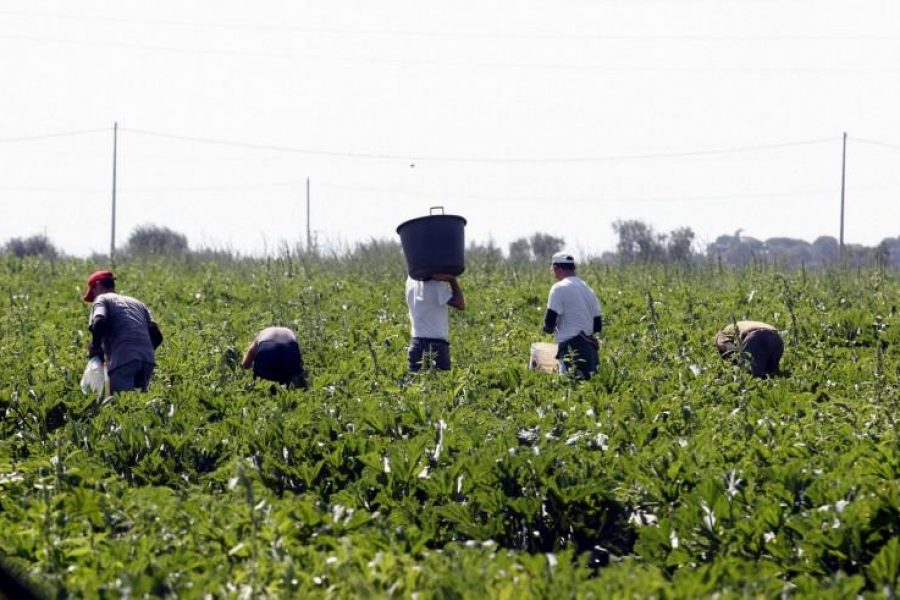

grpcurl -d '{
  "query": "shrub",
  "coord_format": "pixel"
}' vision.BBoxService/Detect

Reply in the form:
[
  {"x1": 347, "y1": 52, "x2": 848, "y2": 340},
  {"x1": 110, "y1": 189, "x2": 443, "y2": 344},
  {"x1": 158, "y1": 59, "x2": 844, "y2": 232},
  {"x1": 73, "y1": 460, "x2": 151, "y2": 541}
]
[{"x1": 126, "y1": 225, "x2": 188, "y2": 257}]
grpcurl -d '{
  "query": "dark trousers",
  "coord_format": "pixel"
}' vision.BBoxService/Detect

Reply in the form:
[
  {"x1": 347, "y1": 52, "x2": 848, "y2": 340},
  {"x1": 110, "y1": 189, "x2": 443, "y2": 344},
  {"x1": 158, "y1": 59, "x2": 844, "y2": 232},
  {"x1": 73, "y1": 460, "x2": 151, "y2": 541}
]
[
  {"x1": 254, "y1": 341, "x2": 307, "y2": 387},
  {"x1": 108, "y1": 360, "x2": 155, "y2": 393},
  {"x1": 408, "y1": 338, "x2": 451, "y2": 372},
  {"x1": 721, "y1": 329, "x2": 784, "y2": 377},
  {"x1": 743, "y1": 329, "x2": 784, "y2": 377},
  {"x1": 557, "y1": 334, "x2": 599, "y2": 380}
]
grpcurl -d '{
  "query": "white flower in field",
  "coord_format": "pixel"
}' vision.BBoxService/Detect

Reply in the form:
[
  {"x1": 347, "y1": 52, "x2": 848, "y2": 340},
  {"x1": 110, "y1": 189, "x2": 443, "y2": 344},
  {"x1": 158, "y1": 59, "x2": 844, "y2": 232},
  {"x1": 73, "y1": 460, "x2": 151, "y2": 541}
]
[
  {"x1": 227, "y1": 542, "x2": 245, "y2": 556},
  {"x1": 763, "y1": 531, "x2": 776, "y2": 544},
  {"x1": 532, "y1": 446, "x2": 540, "y2": 456},
  {"x1": 669, "y1": 530, "x2": 680, "y2": 549},
  {"x1": 49, "y1": 455, "x2": 59, "y2": 467},
  {"x1": 593, "y1": 433, "x2": 609, "y2": 451},
  {"x1": 227, "y1": 477, "x2": 239, "y2": 490},
  {"x1": 507, "y1": 447, "x2": 516, "y2": 455},
  {"x1": 835, "y1": 499, "x2": 849, "y2": 514},
  {"x1": 456, "y1": 475, "x2": 464, "y2": 495},
  {"x1": 689, "y1": 364, "x2": 702, "y2": 377},
  {"x1": 417, "y1": 466, "x2": 430, "y2": 479},
  {"x1": 382, "y1": 456, "x2": 391, "y2": 474},
  {"x1": 677, "y1": 438, "x2": 688, "y2": 448},
  {"x1": 546, "y1": 553, "x2": 558, "y2": 569},
  {"x1": 585, "y1": 407, "x2": 595, "y2": 417},
  {"x1": 0, "y1": 472, "x2": 23, "y2": 485},
  {"x1": 331, "y1": 504, "x2": 347, "y2": 522},
  {"x1": 566, "y1": 431, "x2": 586, "y2": 445},
  {"x1": 326, "y1": 556, "x2": 337, "y2": 565},
  {"x1": 628, "y1": 510, "x2": 658, "y2": 526},
  {"x1": 700, "y1": 502, "x2": 717, "y2": 530},
  {"x1": 517, "y1": 427, "x2": 540, "y2": 445},
  {"x1": 724, "y1": 470, "x2": 742, "y2": 500},
  {"x1": 313, "y1": 576, "x2": 323, "y2": 585}
]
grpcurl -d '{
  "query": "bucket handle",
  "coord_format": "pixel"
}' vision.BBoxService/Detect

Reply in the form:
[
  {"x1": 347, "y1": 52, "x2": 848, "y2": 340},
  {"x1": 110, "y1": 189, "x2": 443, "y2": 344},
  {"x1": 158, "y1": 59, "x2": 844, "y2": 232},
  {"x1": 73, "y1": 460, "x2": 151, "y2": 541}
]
[{"x1": 429, "y1": 206, "x2": 444, "y2": 215}]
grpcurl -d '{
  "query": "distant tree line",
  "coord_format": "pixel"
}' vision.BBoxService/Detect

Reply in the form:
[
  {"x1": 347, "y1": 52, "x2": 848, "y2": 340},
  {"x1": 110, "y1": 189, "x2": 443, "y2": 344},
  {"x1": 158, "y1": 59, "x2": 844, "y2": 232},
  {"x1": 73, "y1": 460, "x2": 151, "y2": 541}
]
[
  {"x1": 4, "y1": 221, "x2": 899, "y2": 268},
  {"x1": 2, "y1": 225, "x2": 190, "y2": 261}
]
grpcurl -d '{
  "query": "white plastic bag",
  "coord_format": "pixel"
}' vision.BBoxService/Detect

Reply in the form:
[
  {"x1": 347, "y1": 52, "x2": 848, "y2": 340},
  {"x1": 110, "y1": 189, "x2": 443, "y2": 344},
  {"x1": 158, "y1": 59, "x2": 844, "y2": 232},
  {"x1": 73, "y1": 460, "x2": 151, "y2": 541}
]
[{"x1": 80, "y1": 357, "x2": 108, "y2": 397}]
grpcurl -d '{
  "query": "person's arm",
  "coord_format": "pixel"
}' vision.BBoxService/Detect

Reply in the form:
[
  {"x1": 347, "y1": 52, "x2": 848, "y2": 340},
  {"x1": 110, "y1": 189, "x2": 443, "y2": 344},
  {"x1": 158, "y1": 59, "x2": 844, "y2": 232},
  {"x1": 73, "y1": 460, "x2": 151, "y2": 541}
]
[
  {"x1": 87, "y1": 295, "x2": 108, "y2": 359},
  {"x1": 88, "y1": 316, "x2": 105, "y2": 359},
  {"x1": 432, "y1": 274, "x2": 465, "y2": 310},
  {"x1": 543, "y1": 309, "x2": 558, "y2": 334},
  {"x1": 241, "y1": 339, "x2": 258, "y2": 369},
  {"x1": 149, "y1": 321, "x2": 164, "y2": 349}
]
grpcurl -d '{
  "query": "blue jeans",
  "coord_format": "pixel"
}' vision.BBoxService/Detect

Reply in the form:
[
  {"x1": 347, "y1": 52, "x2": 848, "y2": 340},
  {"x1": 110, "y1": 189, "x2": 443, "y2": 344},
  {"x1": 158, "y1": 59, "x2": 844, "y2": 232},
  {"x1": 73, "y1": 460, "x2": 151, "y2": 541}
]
[
  {"x1": 408, "y1": 338, "x2": 451, "y2": 372},
  {"x1": 108, "y1": 360, "x2": 155, "y2": 393}
]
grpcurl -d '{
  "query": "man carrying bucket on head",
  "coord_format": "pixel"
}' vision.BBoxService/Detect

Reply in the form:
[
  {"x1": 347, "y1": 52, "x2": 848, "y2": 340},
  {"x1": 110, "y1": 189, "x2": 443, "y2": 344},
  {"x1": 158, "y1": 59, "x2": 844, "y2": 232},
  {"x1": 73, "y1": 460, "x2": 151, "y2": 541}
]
[
  {"x1": 543, "y1": 252, "x2": 602, "y2": 380},
  {"x1": 405, "y1": 274, "x2": 465, "y2": 372}
]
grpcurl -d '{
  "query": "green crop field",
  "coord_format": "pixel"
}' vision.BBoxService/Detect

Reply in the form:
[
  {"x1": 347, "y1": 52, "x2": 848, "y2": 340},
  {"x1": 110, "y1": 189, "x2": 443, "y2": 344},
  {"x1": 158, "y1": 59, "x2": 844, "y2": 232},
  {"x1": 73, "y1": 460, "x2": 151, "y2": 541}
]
[{"x1": 0, "y1": 253, "x2": 898, "y2": 598}]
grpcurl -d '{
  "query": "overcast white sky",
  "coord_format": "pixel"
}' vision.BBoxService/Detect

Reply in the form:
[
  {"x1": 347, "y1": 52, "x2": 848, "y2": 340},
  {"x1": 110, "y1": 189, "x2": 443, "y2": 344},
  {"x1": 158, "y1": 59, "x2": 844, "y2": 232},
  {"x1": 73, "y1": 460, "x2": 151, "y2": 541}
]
[{"x1": 2, "y1": 1, "x2": 899, "y2": 257}]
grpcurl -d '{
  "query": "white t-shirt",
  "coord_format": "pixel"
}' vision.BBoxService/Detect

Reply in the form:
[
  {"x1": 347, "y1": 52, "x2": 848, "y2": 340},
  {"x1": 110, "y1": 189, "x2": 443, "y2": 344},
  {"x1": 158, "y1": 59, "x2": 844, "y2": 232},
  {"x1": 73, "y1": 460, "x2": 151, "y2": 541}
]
[
  {"x1": 406, "y1": 277, "x2": 453, "y2": 340},
  {"x1": 547, "y1": 276, "x2": 602, "y2": 343}
]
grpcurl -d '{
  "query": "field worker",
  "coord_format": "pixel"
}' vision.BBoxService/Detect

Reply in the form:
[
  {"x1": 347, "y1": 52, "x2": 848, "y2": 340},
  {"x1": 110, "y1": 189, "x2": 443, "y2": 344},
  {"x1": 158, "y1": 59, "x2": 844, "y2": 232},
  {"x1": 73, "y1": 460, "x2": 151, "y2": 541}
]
[
  {"x1": 715, "y1": 320, "x2": 784, "y2": 378},
  {"x1": 406, "y1": 274, "x2": 465, "y2": 372},
  {"x1": 241, "y1": 326, "x2": 308, "y2": 389},
  {"x1": 543, "y1": 252, "x2": 602, "y2": 380},
  {"x1": 83, "y1": 270, "x2": 163, "y2": 393}
]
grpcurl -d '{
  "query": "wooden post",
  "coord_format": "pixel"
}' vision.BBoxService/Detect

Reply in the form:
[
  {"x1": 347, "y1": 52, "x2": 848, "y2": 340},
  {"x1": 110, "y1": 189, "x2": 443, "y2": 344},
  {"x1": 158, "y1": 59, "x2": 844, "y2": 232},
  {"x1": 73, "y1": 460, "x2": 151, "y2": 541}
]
[
  {"x1": 839, "y1": 131, "x2": 846, "y2": 258},
  {"x1": 110, "y1": 122, "x2": 118, "y2": 265},
  {"x1": 306, "y1": 176, "x2": 311, "y2": 252}
]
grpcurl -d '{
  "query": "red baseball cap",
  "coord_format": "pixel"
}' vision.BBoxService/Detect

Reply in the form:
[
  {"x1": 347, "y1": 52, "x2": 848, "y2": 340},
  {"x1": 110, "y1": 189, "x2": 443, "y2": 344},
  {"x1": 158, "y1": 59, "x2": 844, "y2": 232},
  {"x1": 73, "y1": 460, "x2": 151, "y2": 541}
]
[{"x1": 83, "y1": 270, "x2": 115, "y2": 302}]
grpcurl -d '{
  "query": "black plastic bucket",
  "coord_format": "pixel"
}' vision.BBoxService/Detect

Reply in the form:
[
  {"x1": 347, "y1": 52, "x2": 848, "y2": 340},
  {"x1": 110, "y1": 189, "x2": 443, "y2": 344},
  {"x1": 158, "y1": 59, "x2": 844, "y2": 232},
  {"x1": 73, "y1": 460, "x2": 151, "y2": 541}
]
[{"x1": 396, "y1": 207, "x2": 467, "y2": 280}]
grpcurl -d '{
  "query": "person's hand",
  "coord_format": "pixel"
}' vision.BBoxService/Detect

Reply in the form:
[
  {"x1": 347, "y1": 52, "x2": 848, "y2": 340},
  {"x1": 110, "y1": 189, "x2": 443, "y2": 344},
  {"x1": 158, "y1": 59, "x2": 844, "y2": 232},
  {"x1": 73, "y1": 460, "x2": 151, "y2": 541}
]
[
  {"x1": 87, "y1": 342, "x2": 102, "y2": 360},
  {"x1": 431, "y1": 273, "x2": 456, "y2": 282}
]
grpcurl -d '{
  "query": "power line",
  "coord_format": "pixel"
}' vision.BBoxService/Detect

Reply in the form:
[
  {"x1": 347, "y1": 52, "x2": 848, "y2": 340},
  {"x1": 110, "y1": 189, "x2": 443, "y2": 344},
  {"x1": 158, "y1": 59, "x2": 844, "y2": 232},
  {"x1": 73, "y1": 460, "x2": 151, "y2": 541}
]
[
  {"x1": 3, "y1": 9, "x2": 900, "y2": 43},
  {"x1": 850, "y1": 137, "x2": 900, "y2": 152},
  {"x1": 0, "y1": 128, "x2": 109, "y2": 143},
  {"x1": 119, "y1": 127, "x2": 838, "y2": 164},
  {"x1": 4, "y1": 33, "x2": 900, "y2": 74},
  {"x1": 8, "y1": 181, "x2": 898, "y2": 204},
  {"x1": 318, "y1": 181, "x2": 900, "y2": 205}
]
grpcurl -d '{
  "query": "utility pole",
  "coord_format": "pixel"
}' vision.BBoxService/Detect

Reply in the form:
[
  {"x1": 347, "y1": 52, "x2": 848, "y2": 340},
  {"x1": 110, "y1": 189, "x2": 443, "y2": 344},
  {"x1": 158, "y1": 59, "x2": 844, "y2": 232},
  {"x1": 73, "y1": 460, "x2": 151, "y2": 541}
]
[
  {"x1": 306, "y1": 176, "x2": 311, "y2": 252},
  {"x1": 110, "y1": 122, "x2": 118, "y2": 265},
  {"x1": 839, "y1": 131, "x2": 847, "y2": 258}
]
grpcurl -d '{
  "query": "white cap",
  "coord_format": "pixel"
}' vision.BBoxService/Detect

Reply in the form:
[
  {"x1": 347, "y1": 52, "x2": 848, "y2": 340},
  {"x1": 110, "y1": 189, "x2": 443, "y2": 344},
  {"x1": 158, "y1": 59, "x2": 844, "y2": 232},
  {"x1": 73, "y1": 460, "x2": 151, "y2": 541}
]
[{"x1": 550, "y1": 251, "x2": 576, "y2": 265}]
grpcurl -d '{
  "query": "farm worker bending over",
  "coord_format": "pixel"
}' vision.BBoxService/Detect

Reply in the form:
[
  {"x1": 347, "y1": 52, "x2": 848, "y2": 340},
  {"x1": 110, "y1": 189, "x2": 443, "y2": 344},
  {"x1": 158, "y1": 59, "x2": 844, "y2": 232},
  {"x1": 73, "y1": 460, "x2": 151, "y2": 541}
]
[
  {"x1": 543, "y1": 252, "x2": 602, "y2": 380},
  {"x1": 241, "y1": 326, "x2": 308, "y2": 389},
  {"x1": 406, "y1": 274, "x2": 465, "y2": 371},
  {"x1": 83, "y1": 270, "x2": 163, "y2": 393},
  {"x1": 715, "y1": 321, "x2": 783, "y2": 378}
]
